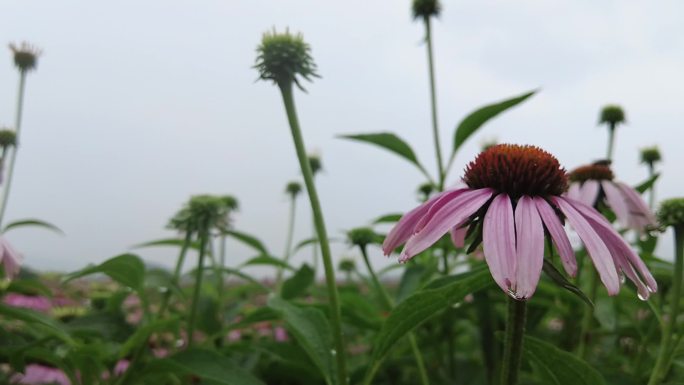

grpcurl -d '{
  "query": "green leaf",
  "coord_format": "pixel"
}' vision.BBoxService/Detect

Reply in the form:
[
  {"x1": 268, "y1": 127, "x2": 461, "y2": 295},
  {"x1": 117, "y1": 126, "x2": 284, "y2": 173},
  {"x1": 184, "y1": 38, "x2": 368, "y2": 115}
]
[
  {"x1": 220, "y1": 267, "x2": 271, "y2": 292},
  {"x1": 0, "y1": 303, "x2": 73, "y2": 344},
  {"x1": 635, "y1": 173, "x2": 660, "y2": 194},
  {"x1": 63, "y1": 254, "x2": 145, "y2": 292},
  {"x1": 293, "y1": 237, "x2": 319, "y2": 253},
  {"x1": 524, "y1": 335, "x2": 607, "y2": 385},
  {"x1": 2, "y1": 218, "x2": 64, "y2": 235},
  {"x1": 132, "y1": 237, "x2": 200, "y2": 251},
  {"x1": 339, "y1": 132, "x2": 423, "y2": 169},
  {"x1": 224, "y1": 230, "x2": 269, "y2": 254},
  {"x1": 268, "y1": 297, "x2": 336, "y2": 385},
  {"x1": 372, "y1": 213, "x2": 403, "y2": 224},
  {"x1": 366, "y1": 268, "x2": 492, "y2": 379},
  {"x1": 148, "y1": 348, "x2": 265, "y2": 385},
  {"x1": 452, "y1": 90, "x2": 536, "y2": 155},
  {"x1": 241, "y1": 255, "x2": 293, "y2": 271},
  {"x1": 120, "y1": 317, "x2": 179, "y2": 358},
  {"x1": 281, "y1": 264, "x2": 315, "y2": 299},
  {"x1": 542, "y1": 260, "x2": 593, "y2": 307}
]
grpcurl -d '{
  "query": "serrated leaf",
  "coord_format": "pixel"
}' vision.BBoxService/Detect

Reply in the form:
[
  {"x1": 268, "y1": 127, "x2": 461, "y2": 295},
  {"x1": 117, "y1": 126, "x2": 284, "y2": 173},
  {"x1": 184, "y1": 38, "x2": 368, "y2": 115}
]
[
  {"x1": 339, "y1": 132, "x2": 422, "y2": 169},
  {"x1": 147, "y1": 349, "x2": 265, "y2": 385},
  {"x1": 268, "y1": 297, "x2": 336, "y2": 385},
  {"x1": 132, "y1": 237, "x2": 200, "y2": 251},
  {"x1": 452, "y1": 90, "x2": 536, "y2": 155},
  {"x1": 366, "y1": 268, "x2": 492, "y2": 380},
  {"x1": 63, "y1": 254, "x2": 145, "y2": 292},
  {"x1": 635, "y1": 173, "x2": 660, "y2": 194},
  {"x1": 372, "y1": 213, "x2": 403, "y2": 224},
  {"x1": 281, "y1": 264, "x2": 315, "y2": 299},
  {"x1": 542, "y1": 260, "x2": 593, "y2": 307},
  {"x1": 3, "y1": 218, "x2": 64, "y2": 235},
  {"x1": 223, "y1": 230, "x2": 269, "y2": 254},
  {"x1": 524, "y1": 336, "x2": 607, "y2": 385}
]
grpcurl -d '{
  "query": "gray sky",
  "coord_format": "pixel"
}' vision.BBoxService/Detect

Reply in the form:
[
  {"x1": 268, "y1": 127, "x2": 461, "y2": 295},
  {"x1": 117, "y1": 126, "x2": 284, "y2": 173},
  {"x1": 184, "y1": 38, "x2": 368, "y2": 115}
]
[{"x1": 1, "y1": 0, "x2": 683, "y2": 275}]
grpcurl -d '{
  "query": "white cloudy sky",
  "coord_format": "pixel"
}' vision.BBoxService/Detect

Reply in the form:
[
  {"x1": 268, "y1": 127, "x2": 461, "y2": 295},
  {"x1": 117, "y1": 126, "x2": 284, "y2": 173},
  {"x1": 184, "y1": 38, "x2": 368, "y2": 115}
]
[{"x1": 1, "y1": 0, "x2": 682, "y2": 275}]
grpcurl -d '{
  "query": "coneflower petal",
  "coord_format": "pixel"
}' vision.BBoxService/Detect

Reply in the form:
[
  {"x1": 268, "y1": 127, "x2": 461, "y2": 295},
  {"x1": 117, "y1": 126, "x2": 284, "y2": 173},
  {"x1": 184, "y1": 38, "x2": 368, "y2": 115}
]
[
  {"x1": 567, "y1": 183, "x2": 582, "y2": 202},
  {"x1": 601, "y1": 181, "x2": 631, "y2": 229},
  {"x1": 514, "y1": 196, "x2": 545, "y2": 299},
  {"x1": 616, "y1": 182, "x2": 657, "y2": 230},
  {"x1": 400, "y1": 189, "x2": 493, "y2": 262},
  {"x1": 483, "y1": 194, "x2": 517, "y2": 293},
  {"x1": 534, "y1": 197, "x2": 577, "y2": 276},
  {"x1": 450, "y1": 225, "x2": 468, "y2": 249},
  {"x1": 552, "y1": 197, "x2": 620, "y2": 295},
  {"x1": 383, "y1": 190, "x2": 451, "y2": 255},
  {"x1": 415, "y1": 188, "x2": 470, "y2": 232},
  {"x1": 579, "y1": 180, "x2": 600, "y2": 207},
  {"x1": 0, "y1": 236, "x2": 22, "y2": 279}
]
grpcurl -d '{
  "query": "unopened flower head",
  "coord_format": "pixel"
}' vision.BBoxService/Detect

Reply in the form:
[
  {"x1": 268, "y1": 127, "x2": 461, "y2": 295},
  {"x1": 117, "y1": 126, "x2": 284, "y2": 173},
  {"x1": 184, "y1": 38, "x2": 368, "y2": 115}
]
[
  {"x1": 417, "y1": 183, "x2": 434, "y2": 199},
  {"x1": 338, "y1": 258, "x2": 356, "y2": 273},
  {"x1": 168, "y1": 195, "x2": 228, "y2": 233},
  {"x1": 255, "y1": 29, "x2": 318, "y2": 90},
  {"x1": 285, "y1": 181, "x2": 302, "y2": 197},
  {"x1": 384, "y1": 144, "x2": 656, "y2": 300},
  {"x1": 657, "y1": 198, "x2": 684, "y2": 229},
  {"x1": 567, "y1": 163, "x2": 655, "y2": 233},
  {"x1": 599, "y1": 105, "x2": 626, "y2": 127},
  {"x1": 347, "y1": 227, "x2": 378, "y2": 249},
  {"x1": 0, "y1": 129, "x2": 17, "y2": 148},
  {"x1": 308, "y1": 153, "x2": 322, "y2": 175},
  {"x1": 9, "y1": 42, "x2": 41, "y2": 72},
  {"x1": 640, "y1": 146, "x2": 662, "y2": 167},
  {"x1": 220, "y1": 195, "x2": 239, "y2": 211},
  {"x1": 412, "y1": 0, "x2": 441, "y2": 20}
]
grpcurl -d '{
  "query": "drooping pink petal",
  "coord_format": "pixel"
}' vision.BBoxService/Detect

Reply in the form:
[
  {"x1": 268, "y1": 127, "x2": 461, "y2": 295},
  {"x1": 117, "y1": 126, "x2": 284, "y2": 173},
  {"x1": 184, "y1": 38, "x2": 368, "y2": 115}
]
[
  {"x1": 534, "y1": 197, "x2": 577, "y2": 276},
  {"x1": 450, "y1": 225, "x2": 468, "y2": 248},
  {"x1": 400, "y1": 189, "x2": 493, "y2": 262},
  {"x1": 551, "y1": 197, "x2": 620, "y2": 295},
  {"x1": 514, "y1": 196, "x2": 545, "y2": 299},
  {"x1": 571, "y1": 202, "x2": 657, "y2": 294},
  {"x1": 415, "y1": 189, "x2": 469, "y2": 232},
  {"x1": 382, "y1": 190, "x2": 452, "y2": 254},
  {"x1": 616, "y1": 182, "x2": 657, "y2": 231},
  {"x1": 579, "y1": 180, "x2": 600, "y2": 207},
  {"x1": 601, "y1": 181, "x2": 631, "y2": 229},
  {"x1": 567, "y1": 182, "x2": 582, "y2": 202},
  {"x1": 483, "y1": 194, "x2": 516, "y2": 293},
  {"x1": 0, "y1": 236, "x2": 22, "y2": 279}
]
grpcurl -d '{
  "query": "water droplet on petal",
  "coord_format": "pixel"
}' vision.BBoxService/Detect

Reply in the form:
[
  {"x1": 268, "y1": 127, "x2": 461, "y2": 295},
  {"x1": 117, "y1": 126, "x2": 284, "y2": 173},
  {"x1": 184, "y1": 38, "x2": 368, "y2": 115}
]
[
  {"x1": 637, "y1": 291, "x2": 649, "y2": 301},
  {"x1": 619, "y1": 273, "x2": 626, "y2": 284},
  {"x1": 647, "y1": 284, "x2": 656, "y2": 293},
  {"x1": 506, "y1": 288, "x2": 520, "y2": 300}
]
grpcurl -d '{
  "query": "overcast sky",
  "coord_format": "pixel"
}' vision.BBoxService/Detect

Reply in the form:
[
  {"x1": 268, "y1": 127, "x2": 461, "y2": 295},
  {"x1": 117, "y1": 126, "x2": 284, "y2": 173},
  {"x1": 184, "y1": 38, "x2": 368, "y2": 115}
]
[{"x1": 1, "y1": 0, "x2": 683, "y2": 276}]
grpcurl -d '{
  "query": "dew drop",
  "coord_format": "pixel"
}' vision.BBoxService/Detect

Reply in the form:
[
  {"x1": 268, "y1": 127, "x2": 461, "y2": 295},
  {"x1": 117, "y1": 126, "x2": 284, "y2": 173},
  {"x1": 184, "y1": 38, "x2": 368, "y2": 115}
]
[
  {"x1": 506, "y1": 288, "x2": 520, "y2": 300},
  {"x1": 647, "y1": 284, "x2": 656, "y2": 293},
  {"x1": 637, "y1": 292, "x2": 649, "y2": 301},
  {"x1": 619, "y1": 273, "x2": 626, "y2": 284}
]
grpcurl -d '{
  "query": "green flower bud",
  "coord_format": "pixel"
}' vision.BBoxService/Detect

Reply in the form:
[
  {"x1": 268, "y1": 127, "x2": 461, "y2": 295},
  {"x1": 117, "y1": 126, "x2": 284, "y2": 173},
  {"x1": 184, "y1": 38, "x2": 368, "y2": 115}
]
[
  {"x1": 168, "y1": 195, "x2": 228, "y2": 233},
  {"x1": 640, "y1": 146, "x2": 662, "y2": 166},
  {"x1": 9, "y1": 42, "x2": 41, "y2": 72},
  {"x1": 0, "y1": 129, "x2": 17, "y2": 148},
  {"x1": 657, "y1": 198, "x2": 684, "y2": 229},
  {"x1": 285, "y1": 181, "x2": 302, "y2": 197},
  {"x1": 417, "y1": 182, "x2": 434, "y2": 198},
  {"x1": 308, "y1": 154, "x2": 322, "y2": 175},
  {"x1": 347, "y1": 227, "x2": 379, "y2": 248},
  {"x1": 599, "y1": 105, "x2": 626, "y2": 127},
  {"x1": 220, "y1": 195, "x2": 239, "y2": 211},
  {"x1": 412, "y1": 0, "x2": 441, "y2": 20},
  {"x1": 338, "y1": 258, "x2": 356, "y2": 273},
  {"x1": 255, "y1": 29, "x2": 319, "y2": 90}
]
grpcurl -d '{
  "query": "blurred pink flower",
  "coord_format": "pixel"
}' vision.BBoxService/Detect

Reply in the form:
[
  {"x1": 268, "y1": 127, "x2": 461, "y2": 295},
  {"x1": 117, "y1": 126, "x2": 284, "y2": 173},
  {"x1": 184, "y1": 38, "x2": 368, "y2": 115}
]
[
  {"x1": 273, "y1": 326, "x2": 289, "y2": 342},
  {"x1": 228, "y1": 329, "x2": 242, "y2": 342},
  {"x1": 11, "y1": 364, "x2": 70, "y2": 385},
  {"x1": 384, "y1": 144, "x2": 657, "y2": 300},
  {"x1": 4, "y1": 293, "x2": 52, "y2": 313},
  {"x1": 567, "y1": 163, "x2": 655, "y2": 232},
  {"x1": 0, "y1": 236, "x2": 22, "y2": 279},
  {"x1": 113, "y1": 360, "x2": 130, "y2": 376}
]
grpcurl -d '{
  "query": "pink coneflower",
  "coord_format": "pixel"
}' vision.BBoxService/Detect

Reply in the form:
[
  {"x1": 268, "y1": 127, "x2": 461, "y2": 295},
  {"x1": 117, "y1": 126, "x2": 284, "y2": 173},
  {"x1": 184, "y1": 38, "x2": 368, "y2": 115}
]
[
  {"x1": 0, "y1": 236, "x2": 22, "y2": 279},
  {"x1": 567, "y1": 163, "x2": 655, "y2": 232},
  {"x1": 383, "y1": 144, "x2": 657, "y2": 300},
  {"x1": 11, "y1": 364, "x2": 70, "y2": 385},
  {"x1": 4, "y1": 293, "x2": 52, "y2": 313}
]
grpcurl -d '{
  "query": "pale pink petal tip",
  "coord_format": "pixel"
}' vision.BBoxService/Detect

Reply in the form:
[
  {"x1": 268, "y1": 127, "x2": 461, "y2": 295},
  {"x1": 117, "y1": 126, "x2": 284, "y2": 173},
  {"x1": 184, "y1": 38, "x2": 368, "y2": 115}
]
[
  {"x1": 483, "y1": 194, "x2": 517, "y2": 294},
  {"x1": 513, "y1": 196, "x2": 545, "y2": 299}
]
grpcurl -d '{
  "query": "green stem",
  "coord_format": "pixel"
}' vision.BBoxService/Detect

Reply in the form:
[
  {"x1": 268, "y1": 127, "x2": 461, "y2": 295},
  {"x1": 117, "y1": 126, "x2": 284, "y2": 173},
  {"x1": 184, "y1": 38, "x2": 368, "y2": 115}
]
[
  {"x1": 159, "y1": 231, "x2": 193, "y2": 317},
  {"x1": 648, "y1": 165, "x2": 656, "y2": 209},
  {"x1": 606, "y1": 124, "x2": 616, "y2": 161},
  {"x1": 0, "y1": 70, "x2": 27, "y2": 227},
  {"x1": 475, "y1": 290, "x2": 498, "y2": 385},
  {"x1": 501, "y1": 297, "x2": 527, "y2": 385},
  {"x1": 187, "y1": 229, "x2": 209, "y2": 347},
  {"x1": 424, "y1": 16, "x2": 444, "y2": 190},
  {"x1": 279, "y1": 81, "x2": 348, "y2": 385},
  {"x1": 647, "y1": 226, "x2": 684, "y2": 385},
  {"x1": 276, "y1": 194, "x2": 298, "y2": 287},
  {"x1": 218, "y1": 234, "x2": 227, "y2": 295},
  {"x1": 577, "y1": 270, "x2": 599, "y2": 358}
]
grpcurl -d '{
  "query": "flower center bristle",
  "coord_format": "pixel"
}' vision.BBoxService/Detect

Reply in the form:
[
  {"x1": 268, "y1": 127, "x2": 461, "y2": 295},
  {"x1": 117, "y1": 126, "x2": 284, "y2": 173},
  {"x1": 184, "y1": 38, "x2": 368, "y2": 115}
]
[
  {"x1": 569, "y1": 164, "x2": 614, "y2": 183},
  {"x1": 463, "y1": 144, "x2": 568, "y2": 198}
]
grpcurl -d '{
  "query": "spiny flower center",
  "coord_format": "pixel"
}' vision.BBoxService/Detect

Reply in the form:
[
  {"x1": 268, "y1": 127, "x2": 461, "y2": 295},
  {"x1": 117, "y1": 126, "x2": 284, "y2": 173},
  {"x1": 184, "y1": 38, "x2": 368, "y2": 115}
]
[
  {"x1": 463, "y1": 144, "x2": 568, "y2": 198},
  {"x1": 569, "y1": 164, "x2": 614, "y2": 183}
]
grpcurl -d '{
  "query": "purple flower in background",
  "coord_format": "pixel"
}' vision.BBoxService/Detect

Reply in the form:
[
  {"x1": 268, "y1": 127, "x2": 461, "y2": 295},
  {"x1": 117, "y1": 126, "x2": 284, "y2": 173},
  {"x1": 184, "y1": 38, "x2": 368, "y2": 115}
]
[
  {"x1": 0, "y1": 236, "x2": 22, "y2": 279},
  {"x1": 4, "y1": 293, "x2": 52, "y2": 313},
  {"x1": 383, "y1": 144, "x2": 657, "y2": 300},
  {"x1": 11, "y1": 364, "x2": 70, "y2": 385},
  {"x1": 567, "y1": 163, "x2": 655, "y2": 232}
]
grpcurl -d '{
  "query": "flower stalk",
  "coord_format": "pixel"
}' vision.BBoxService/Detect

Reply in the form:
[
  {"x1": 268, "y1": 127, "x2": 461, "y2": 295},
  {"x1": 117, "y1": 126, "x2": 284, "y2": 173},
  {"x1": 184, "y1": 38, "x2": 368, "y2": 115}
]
[
  {"x1": 276, "y1": 186, "x2": 299, "y2": 287},
  {"x1": 187, "y1": 229, "x2": 209, "y2": 347},
  {"x1": 501, "y1": 297, "x2": 527, "y2": 385},
  {"x1": 423, "y1": 15, "x2": 445, "y2": 190},
  {"x1": 0, "y1": 71, "x2": 27, "y2": 227}
]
